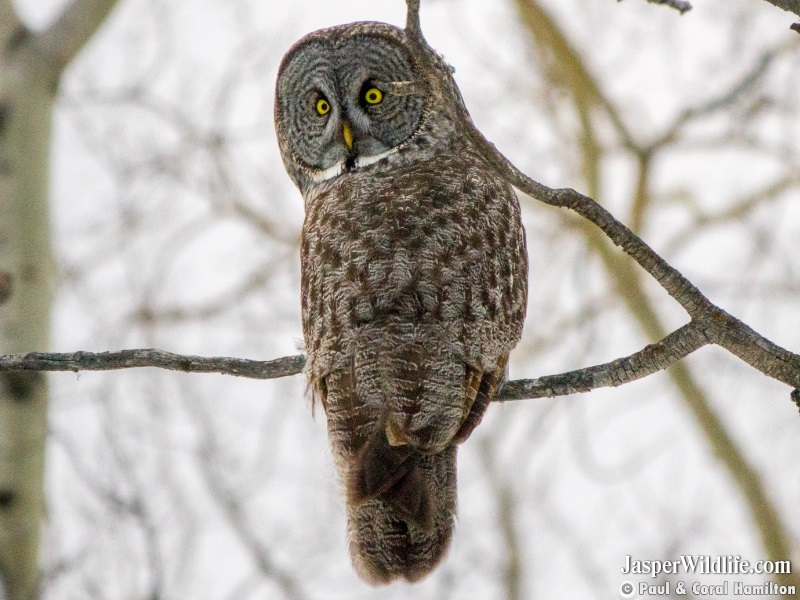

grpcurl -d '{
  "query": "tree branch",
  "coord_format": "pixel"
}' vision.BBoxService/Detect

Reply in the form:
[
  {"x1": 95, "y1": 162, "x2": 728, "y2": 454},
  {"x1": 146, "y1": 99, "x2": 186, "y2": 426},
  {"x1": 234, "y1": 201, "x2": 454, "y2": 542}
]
[
  {"x1": 642, "y1": 0, "x2": 692, "y2": 15},
  {"x1": 506, "y1": 1, "x2": 800, "y2": 583},
  {"x1": 0, "y1": 350, "x2": 306, "y2": 380},
  {"x1": 755, "y1": 0, "x2": 800, "y2": 30},
  {"x1": 0, "y1": 0, "x2": 21, "y2": 46},
  {"x1": 0, "y1": 321, "x2": 737, "y2": 402},
  {"x1": 630, "y1": 0, "x2": 800, "y2": 28},
  {"x1": 32, "y1": 0, "x2": 121, "y2": 81},
  {"x1": 405, "y1": 0, "x2": 423, "y2": 40},
  {"x1": 499, "y1": 322, "x2": 707, "y2": 400}
]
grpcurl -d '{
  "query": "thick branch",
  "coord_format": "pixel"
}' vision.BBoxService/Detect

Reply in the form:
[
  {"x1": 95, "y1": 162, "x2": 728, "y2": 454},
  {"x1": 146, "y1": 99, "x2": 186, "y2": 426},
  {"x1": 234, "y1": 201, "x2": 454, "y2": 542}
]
[
  {"x1": 0, "y1": 0, "x2": 21, "y2": 45},
  {"x1": 32, "y1": 0, "x2": 121, "y2": 81},
  {"x1": 0, "y1": 323, "x2": 711, "y2": 401},
  {"x1": 498, "y1": 322, "x2": 707, "y2": 400},
  {"x1": 11, "y1": 319, "x2": 791, "y2": 404}
]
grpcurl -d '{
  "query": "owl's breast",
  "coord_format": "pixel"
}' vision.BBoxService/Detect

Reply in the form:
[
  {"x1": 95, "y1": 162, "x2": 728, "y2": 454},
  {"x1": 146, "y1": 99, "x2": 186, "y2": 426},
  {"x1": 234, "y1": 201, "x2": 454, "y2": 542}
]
[{"x1": 301, "y1": 155, "x2": 527, "y2": 377}]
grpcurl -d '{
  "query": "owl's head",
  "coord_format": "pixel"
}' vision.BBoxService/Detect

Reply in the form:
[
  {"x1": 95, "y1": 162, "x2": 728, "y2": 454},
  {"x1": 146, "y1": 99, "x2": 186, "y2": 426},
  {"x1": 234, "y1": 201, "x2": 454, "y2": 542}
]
[{"x1": 275, "y1": 22, "x2": 462, "y2": 195}]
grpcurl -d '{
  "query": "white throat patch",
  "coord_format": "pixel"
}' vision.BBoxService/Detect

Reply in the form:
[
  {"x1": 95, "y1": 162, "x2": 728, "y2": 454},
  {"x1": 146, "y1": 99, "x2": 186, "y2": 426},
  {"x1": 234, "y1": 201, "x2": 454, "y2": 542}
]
[{"x1": 311, "y1": 147, "x2": 399, "y2": 183}]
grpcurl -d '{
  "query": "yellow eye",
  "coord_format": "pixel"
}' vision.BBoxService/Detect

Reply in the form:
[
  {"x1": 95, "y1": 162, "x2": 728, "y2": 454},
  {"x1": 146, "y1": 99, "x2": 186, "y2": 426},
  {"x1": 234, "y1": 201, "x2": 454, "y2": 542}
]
[
  {"x1": 316, "y1": 98, "x2": 330, "y2": 115},
  {"x1": 364, "y1": 87, "x2": 383, "y2": 105}
]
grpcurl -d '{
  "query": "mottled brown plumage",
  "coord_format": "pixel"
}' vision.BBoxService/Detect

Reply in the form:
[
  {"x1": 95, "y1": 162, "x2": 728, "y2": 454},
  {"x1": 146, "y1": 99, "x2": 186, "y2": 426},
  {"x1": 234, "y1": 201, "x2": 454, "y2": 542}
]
[{"x1": 275, "y1": 21, "x2": 527, "y2": 584}]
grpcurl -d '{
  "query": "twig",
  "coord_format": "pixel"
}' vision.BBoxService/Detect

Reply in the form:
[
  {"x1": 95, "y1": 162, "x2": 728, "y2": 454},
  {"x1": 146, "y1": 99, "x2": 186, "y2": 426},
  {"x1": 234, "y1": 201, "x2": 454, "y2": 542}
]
[
  {"x1": 645, "y1": 0, "x2": 692, "y2": 14},
  {"x1": 405, "y1": 0, "x2": 423, "y2": 39},
  {"x1": 616, "y1": 0, "x2": 692, "y2": 14}
]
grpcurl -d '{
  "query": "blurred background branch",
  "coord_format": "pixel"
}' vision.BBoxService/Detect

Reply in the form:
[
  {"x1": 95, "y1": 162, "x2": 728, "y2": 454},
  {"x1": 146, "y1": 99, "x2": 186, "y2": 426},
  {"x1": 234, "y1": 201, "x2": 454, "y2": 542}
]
[{"x1": 642, "y1": 0, "x2": 693, "y2": 15}]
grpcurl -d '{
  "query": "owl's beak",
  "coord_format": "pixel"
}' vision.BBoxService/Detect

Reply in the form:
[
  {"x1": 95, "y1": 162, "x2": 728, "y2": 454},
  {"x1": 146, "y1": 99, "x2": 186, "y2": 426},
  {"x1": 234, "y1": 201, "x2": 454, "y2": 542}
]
[{"x1": 343, "y1": 122, "x2": 354, "y2": 150}]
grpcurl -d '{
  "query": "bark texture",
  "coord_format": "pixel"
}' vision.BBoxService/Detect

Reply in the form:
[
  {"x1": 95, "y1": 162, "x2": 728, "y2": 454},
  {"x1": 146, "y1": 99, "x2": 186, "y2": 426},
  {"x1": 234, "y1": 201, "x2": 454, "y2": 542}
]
[{"x1": 0, "y1": 1, "x2": 119, "y2": 598}]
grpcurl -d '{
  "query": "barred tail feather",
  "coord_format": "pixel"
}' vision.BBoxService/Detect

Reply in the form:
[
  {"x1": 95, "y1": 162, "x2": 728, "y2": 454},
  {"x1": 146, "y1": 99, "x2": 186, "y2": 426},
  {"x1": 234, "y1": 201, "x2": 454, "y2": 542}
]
[{"x1": 346, "y1": 445, "x2": 457, "y2": 585}]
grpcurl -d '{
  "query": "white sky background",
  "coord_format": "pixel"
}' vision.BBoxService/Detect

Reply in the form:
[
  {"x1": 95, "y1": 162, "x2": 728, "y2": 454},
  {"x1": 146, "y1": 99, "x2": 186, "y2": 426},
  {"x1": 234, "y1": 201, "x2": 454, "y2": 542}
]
[{"x1": 9, "y1": 0, "x2": 800, "y2": 597}]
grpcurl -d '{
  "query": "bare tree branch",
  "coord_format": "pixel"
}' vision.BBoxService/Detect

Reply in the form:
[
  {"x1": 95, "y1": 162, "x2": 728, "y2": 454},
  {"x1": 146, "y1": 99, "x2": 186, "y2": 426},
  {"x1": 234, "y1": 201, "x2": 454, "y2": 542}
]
[
  {"x1": 629, "y1": 0, "x2": 800, "y2": 27},
  {"x1": 0, "y1": 0, "x2": 22, "y2": 45},
  {"x1": 32, "y1": 0, "x2": 121, "y2": 81},
  {"x1": 506, "y1": 174, "x2": 800, "y2": 391},
  {"x1": 0, "y1": 323, "x2": 703, "y2": 399},
  {"x1": 406, "y1": 0, "x2": 423, "y2": 40},
  {"x1": 507, "y1": 3, "x2": 800, "y2": 585},
  {"x1": 454, "y1": 118, "x2": 800, "y2": 392},
  {"x1": 0, "y1": 321, "x2": 768, "y2": 403},
  {"x1": 499, "y1": 322, "x2": 707, "y2": 400},
  {"x1": 0, "y1": 350, "x2": 306, "y2": 380},
  {"x1": 643, "y1": 0, "x2": 693, "y2": 15}
]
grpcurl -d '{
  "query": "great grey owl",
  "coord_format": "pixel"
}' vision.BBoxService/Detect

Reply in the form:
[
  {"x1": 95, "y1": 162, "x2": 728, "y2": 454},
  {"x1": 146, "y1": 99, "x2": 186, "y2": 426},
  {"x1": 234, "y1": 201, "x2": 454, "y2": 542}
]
[{"x1": 275, "y1": 21, "x2": 527, "y2": 584}]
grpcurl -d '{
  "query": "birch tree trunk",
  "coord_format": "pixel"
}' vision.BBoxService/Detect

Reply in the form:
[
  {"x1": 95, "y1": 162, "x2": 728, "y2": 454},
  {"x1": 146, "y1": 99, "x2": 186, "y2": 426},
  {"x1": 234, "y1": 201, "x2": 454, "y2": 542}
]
[{"x1": 0, "y1": 2, "x2": 119, "y2": 598}]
